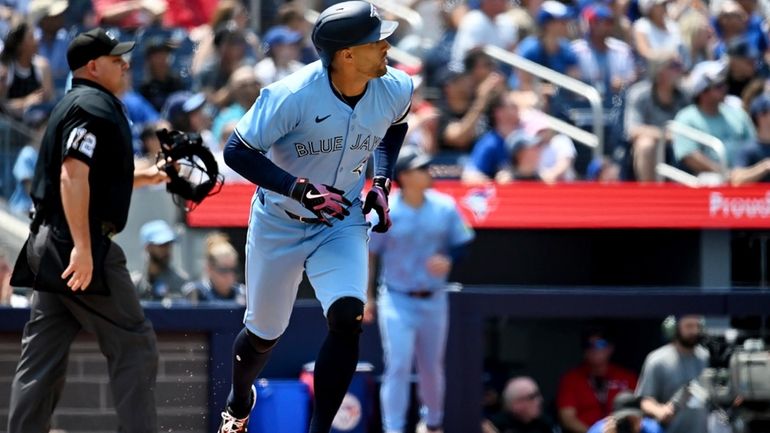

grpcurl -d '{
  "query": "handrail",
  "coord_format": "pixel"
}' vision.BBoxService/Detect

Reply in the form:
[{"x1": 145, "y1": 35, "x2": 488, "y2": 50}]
[
  {"x1": 655, "y1": 163, "x2": 700, "y2": 187},
  {"x1": 483, "y1": 45, "x2": 604, "y2": 156},
  {"x1": 303, "y1": 9, "x2": 422, "y2": 69},
  {"x1": 541, "y1": 113, "x2": 599, "y2": 148},
  {"x1": 666, "y1": 120, "x2": 728, "y2": 175},
  {"x1": 0, "y1": 112, "x2": 35, "y2": 138}
]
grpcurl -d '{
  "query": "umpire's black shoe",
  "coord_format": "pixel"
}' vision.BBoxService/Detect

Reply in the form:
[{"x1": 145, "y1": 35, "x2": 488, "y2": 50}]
[{"x1": 217, "y1": 385, "x2": 257, "y2": 433}]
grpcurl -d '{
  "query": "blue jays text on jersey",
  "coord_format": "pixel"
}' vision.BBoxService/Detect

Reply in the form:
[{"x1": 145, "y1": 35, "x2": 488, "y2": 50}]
[{"x1": 234, "y1": 61, "x2": 413, "y2": 219}]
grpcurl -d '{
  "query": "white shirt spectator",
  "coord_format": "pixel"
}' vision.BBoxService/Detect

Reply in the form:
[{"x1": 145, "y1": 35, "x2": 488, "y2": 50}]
[
  {"x1": 540, "y1": 133, "x2": 577, "y2": 181},
  {"x1": 451, "y1": 9, "x2": 517, "y2": 70},
  {"x1": 571, "y1": 37, "x2": 636, "y2": 95},
  {"x1": 633, "y1": 18, "x2": 682, "y2": 58},
  {"x1": 253, "y1": 57, "x2": 304, "y2": 86}
]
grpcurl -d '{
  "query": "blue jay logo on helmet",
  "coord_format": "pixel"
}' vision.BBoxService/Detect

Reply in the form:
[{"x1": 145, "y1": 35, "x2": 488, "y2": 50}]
[{"x1": 312, "y1": 0, "x2": 399, "y2": 67}]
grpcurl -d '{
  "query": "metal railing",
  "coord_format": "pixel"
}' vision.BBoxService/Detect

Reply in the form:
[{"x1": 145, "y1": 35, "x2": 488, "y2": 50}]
[
  {"x1": 303, "y1": 9, "x2": 423, "y2": 69},
  {"x1": 483, "y1": 45, "x2": 605, "y2": 157},
  {"x1": 367, "y1": 0, "x2": 424, "y2": 37},
  {"x1": 0, "y1": 113, "x2": 35, "y2": 199},
  {"x1": 655, "y1": 120, "x2": 728, "y2": 186}
]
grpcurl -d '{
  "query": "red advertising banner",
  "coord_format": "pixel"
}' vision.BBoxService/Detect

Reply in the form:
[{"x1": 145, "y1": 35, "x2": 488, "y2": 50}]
[{"x1": 186, "y1": 182, "x2": 770, "y2": 229}]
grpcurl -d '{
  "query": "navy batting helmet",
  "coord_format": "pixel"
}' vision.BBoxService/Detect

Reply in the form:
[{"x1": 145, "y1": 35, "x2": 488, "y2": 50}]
[{"x1": 311, "y1": 1, "x2": 398, "y2": 67}]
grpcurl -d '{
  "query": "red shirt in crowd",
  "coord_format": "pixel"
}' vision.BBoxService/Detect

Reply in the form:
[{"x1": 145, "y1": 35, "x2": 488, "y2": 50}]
[{"x1": 556, "y1": 363, "x2": 638, "y2": 428}]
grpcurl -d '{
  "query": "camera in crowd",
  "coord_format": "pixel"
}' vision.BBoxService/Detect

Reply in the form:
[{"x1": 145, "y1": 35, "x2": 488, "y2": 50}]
[{"x1": 697, "y1": 329, "x2": 770, "y2": 433}]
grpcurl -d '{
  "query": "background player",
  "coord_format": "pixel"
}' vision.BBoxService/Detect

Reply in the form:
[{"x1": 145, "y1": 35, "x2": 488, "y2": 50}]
[
  {"x1": 366, "y1": 146, "x2": 475, "y2": 433},
  {"x1": 219, "y1": 2, "x2": 413, "y2": 432}
]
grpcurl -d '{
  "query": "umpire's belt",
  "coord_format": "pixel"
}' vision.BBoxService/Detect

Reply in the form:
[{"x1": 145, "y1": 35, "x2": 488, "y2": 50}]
[
  {"x1": 395, "y1": 290, "x2": 435, "y2": 299},
  {"x1": 258, "y1": 188, "x2": 326, "y2": 225}
]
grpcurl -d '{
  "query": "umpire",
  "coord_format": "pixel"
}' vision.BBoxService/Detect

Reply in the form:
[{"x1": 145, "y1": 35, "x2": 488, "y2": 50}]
[{"x1": 8, "y1": 28, "x2": 167, "y2": 433}]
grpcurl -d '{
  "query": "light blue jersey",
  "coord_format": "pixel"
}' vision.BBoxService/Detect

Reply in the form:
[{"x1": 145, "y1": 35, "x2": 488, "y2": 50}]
[
  {"x1": 369, "y1": 189, "x2": 475, "y2": 292},
  {"x1": 371, "y1": 188, "x2": 474, "y2": 432},
  {"x1": 235, "y1": 60, "x2": 413, "y2": 220}
]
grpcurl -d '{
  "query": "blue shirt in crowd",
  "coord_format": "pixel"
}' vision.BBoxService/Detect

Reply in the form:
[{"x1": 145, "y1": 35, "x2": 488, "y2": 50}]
[
  {"x1": 517, "y1": 36, "x2": 578, "y2": 75},
  {"x1": 467, "y1": 130, "x2": 509, "y2": 178}
]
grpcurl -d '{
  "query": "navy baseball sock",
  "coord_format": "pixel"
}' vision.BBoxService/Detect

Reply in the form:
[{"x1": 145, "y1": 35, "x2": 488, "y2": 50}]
[
  {"x1": 227, "y1": 328, "x2": 277, "y2": 418},
  {"x1": 308, "y1": 330, "x2": 360, "y2": 433}
]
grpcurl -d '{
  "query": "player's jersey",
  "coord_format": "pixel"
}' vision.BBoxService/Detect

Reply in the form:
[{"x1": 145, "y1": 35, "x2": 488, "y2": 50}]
[{"x1": 235, "y1": 60, "x2": 413, "y2": 219}]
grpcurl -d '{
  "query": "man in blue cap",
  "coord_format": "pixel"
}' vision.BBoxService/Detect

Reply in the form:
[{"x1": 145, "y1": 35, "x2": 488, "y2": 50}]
[
  {"x1": 254, "y1": 25, "x2": 305, "y2": 85},
  {"x1": 133, "y1": 219, "x2": 189, "y2": 300}
]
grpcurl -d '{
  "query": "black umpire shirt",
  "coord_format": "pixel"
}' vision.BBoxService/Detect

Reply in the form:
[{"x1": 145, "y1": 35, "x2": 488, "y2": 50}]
[{"x1": 31, "y1": 78, "x2": 134, "y2": 233}]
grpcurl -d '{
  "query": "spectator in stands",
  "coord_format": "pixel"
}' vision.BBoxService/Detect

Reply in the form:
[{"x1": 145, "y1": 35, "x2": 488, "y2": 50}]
[
  {"x1": 504, "y1": 0, "x2": 537, "y2": 42},
  {"x1": 462, "y1": 91, "x2": 527, "y2": 183},
  {"x1": 489, "y1": 376, "x2": 559, "y2": 433},
  {"x1": 9, "y1": 103, "x2": 49, "y2": 218},
  {"x1": 586, "y1": 392, "x2": 663, "y2": 433},
  {"x1": 0, "y1": 17, "x2": 54, "y2": 119},
  {"x1": 120, "y1": 72, "x2": 159, "y2": 144},
  {"x1": 0, "y1": 246, "x2": 29, "y2": 307},
  {"x1": 183, "y1": 232, "x2": 245, "y2": 304},
  {"x1": 195, "y1": 23, "x2": 254, "y2": 108},
  {"x1": 29, "y1": 0, "x2": 70, "y2": 100},
  {"x1": 624, "y1": 54, "x2": 688, "y2": 181},
  {"x1": 635, "y1": 315, "x2": 709, "y2": 433},
  {"x1": 91, "y1": 0, "x2": 165, "y2": 30},
  {"x1": 557, "y1": 330, "x2": 638, "y2": 433},
  {"x1": 133, "y1": 219, "x2": 189, "y2": 301},
  {"x1": 138, "y1": 37, "x2": 186, "y2": 112},
  {"x1": 254, "y1": 25, "x2": 304, "y2": 85},
  {"x1": 732, "y1": 0, "x2": 769, "y2": 54},
  {"x1": 673, "y1": 60, "x2": 755, "y2": 180},
  {"x1": 422, "y1": 0, "x2": 467, "y2": 89},
  {"x1": 450, "y1": 0, "x2": 517, "y2": 71},
  {"x1": 135, "y1": 119, "x2": 170, "y2": 169},
  {"x1": 436, "y1": 67, "x2": 505, "y2": 153},
  {"x1": 400, "y1": 67, "x2": 440, "y2": 155},
  {"x1": 711, "y1": 0, "x2": 763, "y2": 60},
  {"x1": 632, "y1": 0, "x2": 682, "y2": 63},
  {"x1": 516, "y1": 114, "x2": 577, "y2": 183},
  {"x1": 161, "y1": 91, "x2": 216, "y2": 149},
  {"x1": 464, "y1": 48, "x2": 500, "y2": 90},
  {"x1": 678, "y1": 11, "x2": 714, "y2": 71},
  {"x1": 190, "y1": 0, "x2": 259, "y2": 74},
  {"x1": 732, "y1": 94, "x2": 770, "y2": 184},
  {"x1": 724, "y1": 37, "x2": 767, "y2": 101},
  {"x1": 211, "y1": 65, "x2": 260, "y2": 142},
  {"x1": 572, "y1": 4, "x2": 636, "y2": 105},
  {"x1": 516, "y1": 1, "x2": 580, "y2": 92},
  {"x1": 276, "y1": 2, "x2": 317, "y2": 64}
]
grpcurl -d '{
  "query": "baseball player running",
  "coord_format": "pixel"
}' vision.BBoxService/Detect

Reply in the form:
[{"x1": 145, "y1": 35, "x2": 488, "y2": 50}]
[
  {"x1": 366, "y1": 147, "x2": 475, "y2": 433},
  {"x1": 218, "y1": 2, "x2": 412, "y2": 432}
]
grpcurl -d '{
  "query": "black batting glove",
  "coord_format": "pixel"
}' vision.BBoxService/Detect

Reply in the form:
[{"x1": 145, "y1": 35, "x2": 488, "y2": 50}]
[
  {"x1": 290, "y1": 178, "x2": 352, "y2": 226},
  {"x1": 363, "y1": 176, "x2": 392, "y2": 233}
]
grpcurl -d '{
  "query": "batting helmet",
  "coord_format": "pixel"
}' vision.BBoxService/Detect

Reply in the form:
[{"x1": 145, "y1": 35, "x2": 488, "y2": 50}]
[{"x1": 311, "y1": 1, "x2": 398, "y2": 67}]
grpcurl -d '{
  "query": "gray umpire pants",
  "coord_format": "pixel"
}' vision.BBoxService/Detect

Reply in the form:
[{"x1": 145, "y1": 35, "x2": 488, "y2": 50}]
[{"x1": 7, "y1": 225, "x2": 159, "y2": 433}]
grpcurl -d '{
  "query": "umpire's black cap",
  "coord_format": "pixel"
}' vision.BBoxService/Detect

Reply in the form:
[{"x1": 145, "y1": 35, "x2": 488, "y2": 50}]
[
  {"x1": 312, "y1": 1, "x2": 398, "y2": 67},
  {"x1": 394, "y1": 146, "x2": 432, "y2": 178},
  {"x1": 67, "y1": 28, "x2": 135, "y2": 71}
]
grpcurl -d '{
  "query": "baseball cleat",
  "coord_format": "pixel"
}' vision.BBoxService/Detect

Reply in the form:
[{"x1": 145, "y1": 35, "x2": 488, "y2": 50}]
[{"x1": 217, "y1": 385, "x2": 257, "y2": 433}]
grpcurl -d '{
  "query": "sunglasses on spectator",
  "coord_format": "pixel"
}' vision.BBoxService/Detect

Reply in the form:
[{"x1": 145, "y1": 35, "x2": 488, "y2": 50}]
[
  {"x1": 213, "y1": 265, "x2": 238, "y2": 274},
  {"x1": 516, "y1": 391, "x2": 541, "y2": 402}
]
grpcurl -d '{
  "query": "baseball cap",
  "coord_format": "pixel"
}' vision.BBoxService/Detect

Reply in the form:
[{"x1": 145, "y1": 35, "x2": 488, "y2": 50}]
[
  {"x1": 263, "y1": 25, "x2": 303, "y2": 49},
  {"x1": 537, "y1": 1, "x2": 573, "y2": 26},
  {"x1": 144, "y1": 36, "x2": 177, "y2": 57},
  {"x1": 394, "y1": 146, "x2": 432, "y2": 177},
  {"x1": 161, "y1": 91, "x2": 207, "y2": 122},
  {"x1": 611, "y1": 392, "x2": 644, "y2": 419},
  {"x1": 582, "y1": 3, "x2": 613, "y2": 25},
  {"x1": 28, "y1": 0, "x2": 68, "y2": 24},
  {"x1": 686, "y1": 60, "x2": 728, "y2": 97},
  {"x1": 67, "y1": 28, "x2": 135, "y2": 71},
  {"x1": 638, "y1": 0, "x2": 668, "y2": 15},
  {"x1": 140, "y1": 220, "x2": 176, "y2": 245}
]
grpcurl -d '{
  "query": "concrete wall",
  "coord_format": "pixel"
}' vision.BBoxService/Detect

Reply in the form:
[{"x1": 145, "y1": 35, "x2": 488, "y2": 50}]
[{"x1": 0, "y1": 333, "x2": 209, "y2": 433}]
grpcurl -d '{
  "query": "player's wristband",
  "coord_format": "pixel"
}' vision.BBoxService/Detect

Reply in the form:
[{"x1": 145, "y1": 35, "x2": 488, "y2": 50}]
[{"x1": 372, "y1": 176, "x2": 391, "y2": 196}]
